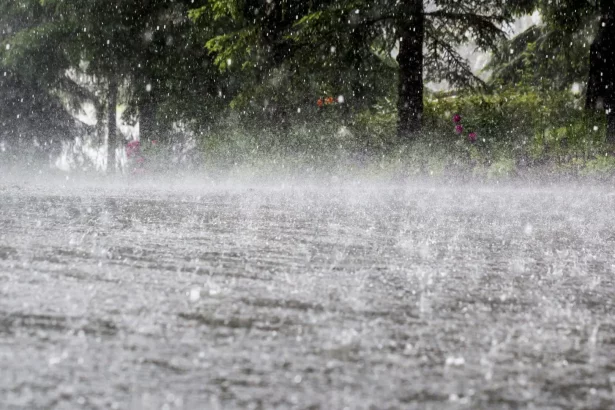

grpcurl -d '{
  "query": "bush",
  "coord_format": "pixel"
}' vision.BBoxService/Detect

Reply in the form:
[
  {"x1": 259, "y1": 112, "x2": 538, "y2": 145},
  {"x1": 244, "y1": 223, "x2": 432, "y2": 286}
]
[
  {"x1": 424, "y1": 87, "x2": 609, "y2": 163},
  {"x1": 186, "y1": 86, "x2": 614, "y2": 178}
]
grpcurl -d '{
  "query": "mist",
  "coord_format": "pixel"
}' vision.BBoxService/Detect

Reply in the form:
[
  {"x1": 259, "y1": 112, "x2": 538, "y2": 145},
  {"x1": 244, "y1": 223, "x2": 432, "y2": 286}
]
[{"x1": 2, "y1": 1, "x2": 615, "y2": 409}]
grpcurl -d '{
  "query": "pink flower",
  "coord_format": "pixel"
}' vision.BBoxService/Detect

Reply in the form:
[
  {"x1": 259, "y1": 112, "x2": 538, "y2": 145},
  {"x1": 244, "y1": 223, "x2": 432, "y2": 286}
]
[
  {"x1": 151, "y1": 140, "x2": 157, "y2": 145},
  {"x1": 468, "y1": 132, "x2": 477, "y2": 142},
  {"x1": 453, "y1": 114, "x2": 462, "y2": 123},
  {"x1": 126, "y1": 140, "x2": 141, "y2": 157},
  {"x1": 455, "y1": 124, "x2": 463, "y2": 134}
]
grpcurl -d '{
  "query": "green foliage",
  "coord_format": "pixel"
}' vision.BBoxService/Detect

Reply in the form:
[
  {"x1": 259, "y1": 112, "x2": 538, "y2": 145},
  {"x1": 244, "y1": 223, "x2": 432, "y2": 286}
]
[
  {"x1": 425, "y1": 88, "x2": 609, "y2": 160},
  {"x1": 178, "y1": 83, "x2": 613, "y2": 179},
  {"x1": 2, "y1": 0, "x2": 613, "y2": 178},
  {"x1": 189, "y1": 1, "x2": 241, "y2": 22},
  {"x1": 205, "y1": 26, "x2": 259, "y2": 71},
  {"x1": 190, "y1": 0, "x2": 522, "y2": 137},
  {"x1": 0, "y1": 0, "x2": 84, "y2": 147},
  {"x1": 355, "y1": 97, "x2": 398, "y2": 148},
  {"x1": 488, "y1": 0, "x2": 597, "y2": 90},
  {"x1": 2, "y1": 0, "x2": 227, "y2": 148},
  {"x1": 582, "y1": 154, "x2": 615, "y2": 176}
]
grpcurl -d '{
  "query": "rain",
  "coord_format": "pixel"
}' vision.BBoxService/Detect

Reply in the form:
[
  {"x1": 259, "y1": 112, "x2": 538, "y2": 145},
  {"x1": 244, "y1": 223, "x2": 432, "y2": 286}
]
[{"x1": 1, "y1": 1, "x2": 615, "y2": 409}]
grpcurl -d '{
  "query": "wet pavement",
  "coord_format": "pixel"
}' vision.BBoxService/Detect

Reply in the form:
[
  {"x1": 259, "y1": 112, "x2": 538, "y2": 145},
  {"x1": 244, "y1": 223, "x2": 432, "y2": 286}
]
[{"x1": 1, "y1": 179, "x2": 615, "y2": 409}]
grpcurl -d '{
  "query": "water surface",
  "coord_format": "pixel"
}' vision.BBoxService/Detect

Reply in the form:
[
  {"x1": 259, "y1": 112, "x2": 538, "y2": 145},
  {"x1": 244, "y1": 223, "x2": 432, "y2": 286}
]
[{"x1": 1, "y1": 180, "x2": 614, "y2": 409}]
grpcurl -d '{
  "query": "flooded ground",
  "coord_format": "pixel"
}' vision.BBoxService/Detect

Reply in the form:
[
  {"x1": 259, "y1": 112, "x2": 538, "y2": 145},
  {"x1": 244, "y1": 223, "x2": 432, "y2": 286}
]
[{"x1": 1, "y1": 178, "x2": 614, "y2": 409}]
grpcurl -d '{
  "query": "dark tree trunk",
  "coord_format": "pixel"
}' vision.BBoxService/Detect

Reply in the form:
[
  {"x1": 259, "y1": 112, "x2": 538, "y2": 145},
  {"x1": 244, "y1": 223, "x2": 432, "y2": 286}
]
[
  {"x1": 608, "y1": 109, "x2": 615, "y2": 142},
  {"x1": 396, "y1": 0, "x2": 424, "y2": 141},
  {"x1": 139, "y1": 96, "x2": 157, "y2": 143},
  {"x1": 586, "y1": 0, "x2": 615, "y2": 142},
  {"x1": 95, "y1": 100, "x2": 105, "y2": 146},
  {"x1": 107, "y1": 75, "x2": 118, "y2": 173}
]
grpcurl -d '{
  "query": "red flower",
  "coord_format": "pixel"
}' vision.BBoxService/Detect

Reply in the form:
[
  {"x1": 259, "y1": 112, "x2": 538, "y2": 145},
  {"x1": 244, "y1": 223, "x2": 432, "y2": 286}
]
[
  {"x1": 453, "y1": 114, "x2": 462, "y2": 123},
  {"x1": 455, "y1": 124, "x2": 464, "y2": 134},
  {"x1": 317, "y1": 98, "x2": 324, "y2": 108},
  {"x1": 325, "y1": 96, "x2": 335, "y2": 105},
  {"x1": 468, "y1": 132, "x2": 477, "y2": 142}
]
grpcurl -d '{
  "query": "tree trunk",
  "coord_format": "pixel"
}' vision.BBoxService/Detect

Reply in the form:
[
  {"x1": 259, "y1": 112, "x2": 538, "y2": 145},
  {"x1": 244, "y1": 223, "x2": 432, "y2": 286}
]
[
  {"x1": 396, "y1": 0, "x2": 424, "y2": 141},
  {"x1": 139, "y1": 96, "x2": 157, "y2": 143},
  {"x1": 107, "y1": 75, "x2": 118, "y2": 172},
  {"x1": 95, "y1": 100, "x2": 105, "y2": 146},
  {"x1": 586, "y1": 0, "x2": 615, "y2": 143},
  {"x1": 608, "y1": 109, "x2": 615, "y2": 143}
]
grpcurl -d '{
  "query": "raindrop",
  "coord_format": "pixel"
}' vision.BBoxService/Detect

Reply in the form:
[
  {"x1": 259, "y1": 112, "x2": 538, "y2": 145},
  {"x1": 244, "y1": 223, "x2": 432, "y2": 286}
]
[
  {"x1": 524, "y1": 224, "x2": 533, "y2": 236},
  {"x1": 189, "y1": 287, "x2": 201, "y2": 302},
  {"x1": 48, "y1": 356, "x2": 62, "y2": 366},
  {"x1": 445, "y1": 356, "x2": 465, "y2": 367},
  {"x1": 145, "y1": 84, "x2": 152, "y2": 92}
]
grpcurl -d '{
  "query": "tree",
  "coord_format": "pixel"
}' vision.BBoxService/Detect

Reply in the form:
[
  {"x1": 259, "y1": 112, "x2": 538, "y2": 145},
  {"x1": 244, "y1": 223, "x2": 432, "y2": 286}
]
[
  {"x1": 0, "y1": 0, "x2": 90, "y2": 156},
  {"x1": 190, "y1": 0, "x2": 392, "y2": 133},
  {"x1": 49, "y1": 0, "x2": 224, "y2": 145},
  {"x1": 192, "y1": 0, "x2": 520, "y2": 140},
  {"x1": 397, "y1": 0, "x2": 425, "y2": 139},
  {"x1": 4, "y1": 0, "x2": 222, "y2": 170},
  {"x1": 119, "y1": 0, "x2": 223, "y2": 143},
  {"x1": 586, "y1": 0, "x2": 615, "y2": 142},
  {"x1": 1, "y1": 0, "x2": 121, "y2": 169},
  {"x1": 489, "y1": 0, "x2": 615, "y2": 142}
]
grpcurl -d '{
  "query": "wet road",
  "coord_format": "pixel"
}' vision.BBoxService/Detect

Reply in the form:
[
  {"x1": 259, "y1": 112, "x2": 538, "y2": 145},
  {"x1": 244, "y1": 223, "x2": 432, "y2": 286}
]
[{"x1": 1, "y1": 180, "x2": 615, "y2": 409}]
